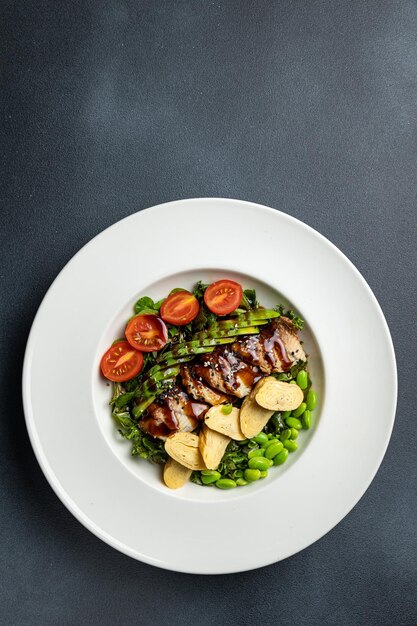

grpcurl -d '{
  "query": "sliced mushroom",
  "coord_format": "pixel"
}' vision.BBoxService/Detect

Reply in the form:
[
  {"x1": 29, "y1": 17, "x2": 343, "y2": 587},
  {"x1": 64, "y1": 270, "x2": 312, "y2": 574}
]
[
  {"x1": 240, "y1": 389, "x2": 274, "y2": 438},
  {"x1": 254, "y1": 377, "x2": 303, "y2": 411},
  {"x1": 163, "y1": 457, "x2": 192, "y2": 489},
  {"x1": 199, "y1": 424, "x2": 231, "y2": 470},
  {"x1": 204, "y1": 406, "x2": 246, "y2": 441},
  {"x1": 164, "y1": 432, "x2": 206, "y2": 470}
]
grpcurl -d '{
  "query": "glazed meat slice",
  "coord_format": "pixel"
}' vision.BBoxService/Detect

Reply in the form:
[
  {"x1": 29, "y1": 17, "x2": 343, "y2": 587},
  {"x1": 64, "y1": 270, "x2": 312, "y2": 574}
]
[
  {"x1": 232, "y1": 317, "x2": 306, "y2": 374},
  {"x1": 193, "y1": 347, "x2": 262, "y2": 398},
  {"x1": 180, "y1": 365, "x2": 232, "y2": 405},
  {"x1": 140, "y1": 384, "x2": 208, "y2": 440}
]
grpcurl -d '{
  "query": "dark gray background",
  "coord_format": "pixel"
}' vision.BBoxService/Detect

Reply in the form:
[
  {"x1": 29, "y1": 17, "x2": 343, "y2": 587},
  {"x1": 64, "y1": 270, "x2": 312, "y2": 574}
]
[{"x1": 1, "y1": 1, "x2": 416, "y2": 624}]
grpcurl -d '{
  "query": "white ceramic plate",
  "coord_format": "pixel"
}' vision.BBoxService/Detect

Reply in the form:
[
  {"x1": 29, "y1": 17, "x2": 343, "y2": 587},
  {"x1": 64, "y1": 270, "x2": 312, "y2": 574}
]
[{"x1": 22, "y1": 198, "x2": 397, "y2": 574}]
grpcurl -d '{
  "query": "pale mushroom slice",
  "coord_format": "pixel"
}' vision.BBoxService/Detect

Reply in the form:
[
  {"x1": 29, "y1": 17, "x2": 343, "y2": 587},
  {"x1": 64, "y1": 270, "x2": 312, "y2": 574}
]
[
  {"x1": 204, "y1": 406, "x2": 246, "y2": 441},
  {"x1": 254, "y1": 377, "x2": 303, "y2": 411},
  {"x1": 164, "y1": 432, "x2": 206, "y2": 470},
  {"x1": 163, "y1": 457, "x2": 192, "y2": 489},
  {"x1": 240, "y1": 389, "x2": 274, "y2": 439},
  {"x1": 199, "y1": 424, "x2": 231, "y2": 470}
]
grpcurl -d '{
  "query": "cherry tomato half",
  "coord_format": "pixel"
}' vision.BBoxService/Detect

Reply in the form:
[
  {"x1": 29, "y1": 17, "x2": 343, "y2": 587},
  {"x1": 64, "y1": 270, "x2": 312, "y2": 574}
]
[
  {"x1": 100, "y1": 340, "x2": 143, "y2": 382},
  {"x1": 204, "y1": 279, "x2": 243, "y2": 315},
  {"x1": 125, "y1": 314, "x2": 168, "y2": 352},
  {"x1": 160, "y1": 291, "x2": 200, "y2": 325}
]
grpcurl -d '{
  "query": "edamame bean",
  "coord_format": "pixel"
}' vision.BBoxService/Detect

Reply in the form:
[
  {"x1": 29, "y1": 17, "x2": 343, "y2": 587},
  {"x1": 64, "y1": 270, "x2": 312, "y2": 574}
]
[
  {"x1": 248, "y1": 448, "x2": 265, "y2": 459},
  {"x1": 265, "y1": 441, "x2": 284, "y2": 459},
  {"x1": 282, "y1": 410, "x2": 292, "y2": 419},
  {"x1": 290, "y1": 427, "x2": 299, "y2": 440},
  {"x1": 296, "y1": 370, "x2": 308, "y2": 389},
  {"x1": 221, "y1": 403, "x2": 233, "y2": 415},
  {"x1": 302, "y1": 410, "x2": 312, "y2": 429},
  {"x1": 259, "y1": 470, "x2": 268, "y2": 478},
  {"x1": 248, "y1": 457, "x2": 273, "y2": 471},
  {"x1": 215, "y1": 478, "x2": 237, "y2": 489},
  {"x1": 283, "y1": 439, "x2": 298, "y2": 452},
  {"x1": 236, "y1": 478, "x2": 248, "y2": 486},
  {"x1": 280, "y1": 429, "x2": 292, "y2": 441},
  {"x1": 266, "y1": 437, "x2": 279, "y2": 445},
  {"x1": 253, "y1": 432, "x2": 269, "y2": 445},
  {"x1": 306, "y1": 390, "x2": 317, "y2": 411},
  {"x1": 292, "y1": 402, "x2": 307, "y2": 418},
  {"x1": 273, "y1": 448, "x2": 289, "y2": 465},
  {"x1": 201, "y1": 470, "x2": 221, "y2": 485},
  {"x1": 244, "y1": 469, "x2": 261, "y2": 482},
  {"x1": 289, "y1": 380, "x2": 297, "y2": 384},
  {"x1": 285, "y1": 417, "x2": 303, "y2": 430},
  {"x1": 267, "y1": 433, "x2": 275, "y2": 439}
]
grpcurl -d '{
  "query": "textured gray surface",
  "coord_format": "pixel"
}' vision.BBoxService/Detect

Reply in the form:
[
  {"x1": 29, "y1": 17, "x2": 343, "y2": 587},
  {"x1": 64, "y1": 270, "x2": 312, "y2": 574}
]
[{"x1": 1, "y1": 1, "x2": 416, "y2": 624}]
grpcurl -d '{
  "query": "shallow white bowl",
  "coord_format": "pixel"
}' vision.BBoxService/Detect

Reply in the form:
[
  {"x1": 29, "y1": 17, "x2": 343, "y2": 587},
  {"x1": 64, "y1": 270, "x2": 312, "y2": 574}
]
[{"x1": 22, "y1": 198, "x2": 397, "y2": 573}]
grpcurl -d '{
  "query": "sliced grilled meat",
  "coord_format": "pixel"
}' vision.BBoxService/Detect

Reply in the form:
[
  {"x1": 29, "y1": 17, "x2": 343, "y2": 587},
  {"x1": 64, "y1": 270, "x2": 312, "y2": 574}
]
[
  {"x1": 140, "y1": 384, "x2": 208, "y2": 440},
  {"x1": 140, "y1": 318, "x2": 305, "y2": 435},
  {"x1": 180, "y1": 365, "x2": 232, "y2": 405},
  {"x1": 193, "y1": 347, "x2": 262, "y2": 398},
  {"x1": 232, "y1": 317, "x2": 306, "y2": 374}
]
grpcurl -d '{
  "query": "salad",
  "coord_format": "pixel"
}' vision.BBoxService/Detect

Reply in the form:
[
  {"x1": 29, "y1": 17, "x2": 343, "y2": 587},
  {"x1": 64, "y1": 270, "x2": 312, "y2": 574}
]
[{"x1": 100, "y1": 279, "x2": 318, "y2": 490}]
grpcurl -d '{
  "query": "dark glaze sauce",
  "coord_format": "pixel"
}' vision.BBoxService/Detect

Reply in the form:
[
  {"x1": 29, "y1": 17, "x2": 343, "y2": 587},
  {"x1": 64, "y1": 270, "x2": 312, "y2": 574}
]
[
  {"x1": 198, "y1": 347, "x2": 262, "y2": 394},
  {"x1": 140, "y1": 384, "x2": 208, "y2": 439},
  {"x1": 234, "y1": 322, "x2": 292, "y2": 372},
  {"x1": 262, "y1": 324, "x2": 292, "y2": 370},
  {"x1": 139, "y1": 414, "x2": 172, "y2": 439},
  {"x1": 139, "y1": 321, "x2": 296, "y2": 438}
]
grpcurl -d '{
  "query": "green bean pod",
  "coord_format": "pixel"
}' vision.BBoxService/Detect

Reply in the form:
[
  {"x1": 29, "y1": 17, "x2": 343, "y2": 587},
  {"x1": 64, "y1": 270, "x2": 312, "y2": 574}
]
[
  {"x1": 280, "y1": 429, "x2": 292, "y2": 442},
  {"x1": 253, "y1": 432, "x2": 269, "y2": 445},
  {"x1": 201, "y1": 471, "x2": 221, "y2": 484},
  {"x1": 302, "y1": 410, "x2": 312, "y2": 429},
  {"x1": 285, "y1": 417, "x2": 303, "y2": 430},
  {"x1": 283, "y1": 439, "x2": 298, "y2": 452},
  {"x1": 306, "y1": 390, "x2": 317, "y2": 411},
  {"x1": 273, "y1": 449, "x2": 289, "y2": 465},
  {"x1": 264, "y1": 441, "x2": 284, "y2": 459},
  {"x1": 248, "y1": 448, "x2": 265, "y2": 459},
  {"x1": 292, "y1": 402, "x2": 307, "y2": 418},
  {"x1": 248, "y1": 457, "x2": 273, "y2": 471},
  {"x1": 296, "y1": 370, "x2": 308, "y2": 390},
  {"x1": 215, "y1": 479, "x2": 237, "y2": 489},
  {"x1": 244, "y1": 469, "x2": 261, "y2": 482}
]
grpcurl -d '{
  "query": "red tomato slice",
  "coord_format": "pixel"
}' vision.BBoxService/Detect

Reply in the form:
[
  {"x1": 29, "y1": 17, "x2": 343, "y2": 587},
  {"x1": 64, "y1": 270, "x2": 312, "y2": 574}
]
[
  {"x1": 204, "y1": 279, "x2": 243, "y2": 315},
  {"x1": 160, "y1": 291, "x2": 200, "y2": 325},
  {"x1": 125, "y1": 314, "x2": 168, "y2": 352},
  {"x1": 100, "y1": 341, "x2": 143, "y2": 382}
]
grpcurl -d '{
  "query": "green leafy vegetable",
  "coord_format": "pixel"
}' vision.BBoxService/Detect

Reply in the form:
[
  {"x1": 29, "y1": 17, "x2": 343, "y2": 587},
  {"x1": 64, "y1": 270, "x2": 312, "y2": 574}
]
[
  {"x1": 192, "y1": 303, "x2": 217, "y2": 331},
  {"x1": 134, "y1": 296, "x2": 159, "y2": 315},
  {"x1": 193, "y1": 281, "x2": 209, "y2": 299},
  {"x1": 274, "y1": 305, "x2": 304, "y2": 330},
  {"x1": 169, "y1": 287, "x2": 187, "y2": 295},
  {"x1": 112, "y1": 408, "x2": 167, "y2": 464},
  {"x1": 106, "y1": 282, "x2": 311, "y2": 488},
  {"x1": 115, "y1": 390, "x2": 136, "y2": 409},
  {"x1": 273, "y1": 360, "x2": 307, "y2": 382},
  {"x1": 240, "y1": 288, "x2": 258, "y2": 310}
]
